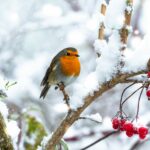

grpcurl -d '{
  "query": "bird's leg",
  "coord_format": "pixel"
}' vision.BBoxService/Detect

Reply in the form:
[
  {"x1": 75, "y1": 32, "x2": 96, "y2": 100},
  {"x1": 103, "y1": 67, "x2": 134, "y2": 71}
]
[{"x1": 58, "y1": 82, "x2": 70, "y2": 110}]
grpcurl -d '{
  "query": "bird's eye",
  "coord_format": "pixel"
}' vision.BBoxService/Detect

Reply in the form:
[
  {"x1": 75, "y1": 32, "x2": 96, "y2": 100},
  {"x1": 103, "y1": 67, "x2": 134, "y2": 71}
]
[{"x1": 67, "y1": 52, "x2": 70, "y2": 56}]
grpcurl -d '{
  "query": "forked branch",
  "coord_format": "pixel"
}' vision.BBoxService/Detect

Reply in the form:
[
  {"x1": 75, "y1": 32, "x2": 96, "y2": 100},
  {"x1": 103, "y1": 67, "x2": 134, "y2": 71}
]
[{"x1": 45, "y1": 70, "x2": 147, "y2": 150}]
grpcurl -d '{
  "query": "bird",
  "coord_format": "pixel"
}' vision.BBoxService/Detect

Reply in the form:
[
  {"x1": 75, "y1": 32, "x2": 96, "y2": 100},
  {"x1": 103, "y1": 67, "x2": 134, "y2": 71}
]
[{"x1": 40, "y1": 47, "x2": 81, "y2": 99}]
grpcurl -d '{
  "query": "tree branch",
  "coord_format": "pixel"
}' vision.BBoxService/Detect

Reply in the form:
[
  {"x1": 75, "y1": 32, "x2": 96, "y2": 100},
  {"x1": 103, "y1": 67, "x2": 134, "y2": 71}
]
[
  {"x1": 97, "y1": 2, "x2": 107, "y2": 57},
  {"x1": 78, "y1": 116, "x2": 102, "y2": 124},
  {"x1": 45, "y1": 70, "x2": 147, "y2": 150},
  {"x1": 120, "y1": 0, "x2": 133, "y2": 47},
  {"x1": 98, "y1": 3, "x2": 107, "y2": 40}
]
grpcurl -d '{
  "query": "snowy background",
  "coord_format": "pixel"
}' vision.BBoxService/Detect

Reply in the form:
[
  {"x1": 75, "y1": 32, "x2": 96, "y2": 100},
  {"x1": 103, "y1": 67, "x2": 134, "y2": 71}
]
[{"x1": 1, "y1": 0, "x2": 150, "y2": 149}]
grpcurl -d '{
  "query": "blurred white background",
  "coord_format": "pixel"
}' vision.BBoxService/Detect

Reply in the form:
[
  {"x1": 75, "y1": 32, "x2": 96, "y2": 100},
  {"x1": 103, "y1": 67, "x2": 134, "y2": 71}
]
[{"x1": 1, "y1": 0, "x2": 150, "y2": 149}]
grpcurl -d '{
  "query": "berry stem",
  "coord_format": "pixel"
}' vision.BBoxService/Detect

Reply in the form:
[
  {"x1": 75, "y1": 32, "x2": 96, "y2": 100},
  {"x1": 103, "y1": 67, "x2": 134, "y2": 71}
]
[
  {"x1": 121, "y1": 85, "x2": 144, "y2": 106},
  {"x1": 135, "y1": 84, "x2": 145, "y2": 121},
  {"x1": 119, "y1": 82, "x2": 137, "y2": 114}
]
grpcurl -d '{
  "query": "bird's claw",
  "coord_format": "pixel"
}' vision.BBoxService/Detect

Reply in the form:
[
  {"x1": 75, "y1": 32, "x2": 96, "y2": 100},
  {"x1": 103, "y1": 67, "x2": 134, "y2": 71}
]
[{"x1": 63, "y1": 94, "x2": 70, "y2": 101}]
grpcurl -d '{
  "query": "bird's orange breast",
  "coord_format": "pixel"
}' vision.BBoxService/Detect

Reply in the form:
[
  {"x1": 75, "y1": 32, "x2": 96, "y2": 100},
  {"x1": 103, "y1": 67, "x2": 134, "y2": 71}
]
[{"x1": 60, "y1": 56, "x2": 80, "y2": 76}]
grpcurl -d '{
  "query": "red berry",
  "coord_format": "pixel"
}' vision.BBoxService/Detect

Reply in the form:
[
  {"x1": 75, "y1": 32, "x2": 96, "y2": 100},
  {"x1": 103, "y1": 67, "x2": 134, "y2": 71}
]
[
  {"x1": 139, "y1": 134, "x2": 146, "y2": 139},
  {"x1": 146, "y1": 90, "x2": 150, "y2": 97},
  {"x1": 147, "y1": 72, "x2": 150, "y2": 78},
  {"x1": 113, "y1": 124, "x2": 119, "y2": 129},
  {"x1": 112, "y1": 118, "x2": 119, "y2": 124},
  {"x1": 112, "y1": 118, "x2": 119, "y2": 129},
  {"x1": 138, "y1": 127, "x2": 148, "y2": 135},
  {"x1": 123, "y1": 122, "x2": 134, "y2": 132},
  {"x1": 133, "y1": 127, "x2": 138, "y2": 134},
  {"x1": 120, "y1": 119, "x2": 126, "y2": 131},
  {"x1": 126, "y1": 131, "x2": 134, "y2": 137}
]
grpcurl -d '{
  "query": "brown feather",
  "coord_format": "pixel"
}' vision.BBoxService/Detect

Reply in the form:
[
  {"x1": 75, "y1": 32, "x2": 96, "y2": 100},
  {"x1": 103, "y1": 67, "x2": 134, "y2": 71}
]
[
  {"x1": 40, "y1": 84, "x2": 50, "y2": 99},
  {"x1": 40, "y1": 56, "x2": 58, "y2": 99},
  {"x1": 41, "y1": 57, "x2": 57, "y2": 86},
  {"x1": 40, "y1": 67, "x2": 50, "y2": 86}
]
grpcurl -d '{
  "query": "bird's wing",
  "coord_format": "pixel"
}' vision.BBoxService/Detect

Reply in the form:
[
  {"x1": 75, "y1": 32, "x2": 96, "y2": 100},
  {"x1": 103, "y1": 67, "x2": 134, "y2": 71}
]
[
  {"x1": 41, "y1": 50, "x2": 65, "y2": 86},
  {"x1": 40, "y1": 57, "x2": 58, "y2": 86}
]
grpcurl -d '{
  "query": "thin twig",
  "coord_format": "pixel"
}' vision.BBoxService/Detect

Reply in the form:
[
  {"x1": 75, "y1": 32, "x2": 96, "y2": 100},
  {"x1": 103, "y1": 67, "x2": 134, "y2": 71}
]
[
  {"x1": 121, "y1": 85, "x2": 144, "y2": 106},
  {"x1": 119, "y1": 82, "x2": 137, "y2": 112},
  {"x1": 78, "y1": 117, "x2": 102, "y2": 124},
  {"x1": 125, "y1": 78, "x2": 150, "y2": 83},
  {"x1": 135, "y1": 84, "x2": 145, "y2": 120},
  {"x1": 119, "y1": 0, "x2": 133, "y2": 68},
  {"x1": 97, "y1": 2, "x2": 107, "y2": 57},
  {"x1": 80, "y1": 131, "x2": 118, "y2": 150},
  {"x1": 98, "y1": 3, "x2": 107, "y2": 40},
  {"x1": 120, "y1": 0, "x2": 133, "y2": 47}
]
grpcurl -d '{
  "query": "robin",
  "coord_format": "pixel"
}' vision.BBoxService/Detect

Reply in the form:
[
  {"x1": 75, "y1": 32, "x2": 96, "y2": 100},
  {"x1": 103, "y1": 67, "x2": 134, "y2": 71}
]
[{"x1": 40, "y1": 47, "x2": 81, "y2": 99}]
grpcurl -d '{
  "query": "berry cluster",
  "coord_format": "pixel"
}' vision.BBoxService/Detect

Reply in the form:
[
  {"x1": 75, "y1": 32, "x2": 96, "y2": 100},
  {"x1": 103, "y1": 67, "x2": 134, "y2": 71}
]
[
  {"x1": 112, "y1": 117, "x2": 148, "y2": 139},
  {"x1": 111, "y1": 72, "x2": 150, "y2": 140},
  {"x1": 112, "y1": 117, "x2": 126, "y2": 131}
]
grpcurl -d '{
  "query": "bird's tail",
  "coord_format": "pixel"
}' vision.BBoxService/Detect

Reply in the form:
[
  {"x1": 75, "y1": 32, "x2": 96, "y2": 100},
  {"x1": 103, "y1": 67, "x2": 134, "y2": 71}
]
[{"x1": 40, "y1": 84, "x2": 50, "y2": 99}]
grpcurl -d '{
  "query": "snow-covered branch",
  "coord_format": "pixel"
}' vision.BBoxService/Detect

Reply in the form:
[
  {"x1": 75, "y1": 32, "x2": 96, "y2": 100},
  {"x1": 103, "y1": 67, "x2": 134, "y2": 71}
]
[
  {"x1": 41, "y1": 0, "x2": 150, "y2": 149},
  {"x1": 45, "y1": 69, "x2": 148, "y2": 149},
  {"x1": 98, "y1": 1, "x2": 107, "y2": 40}
]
